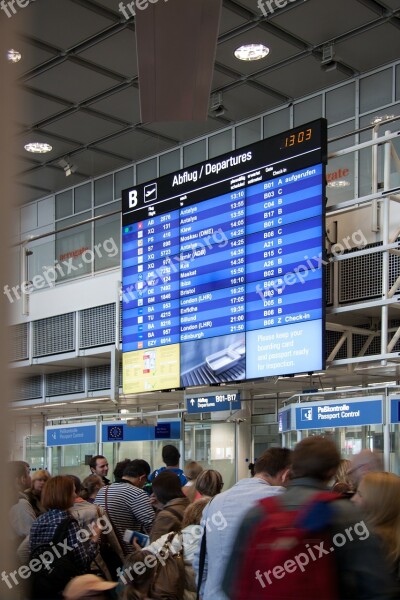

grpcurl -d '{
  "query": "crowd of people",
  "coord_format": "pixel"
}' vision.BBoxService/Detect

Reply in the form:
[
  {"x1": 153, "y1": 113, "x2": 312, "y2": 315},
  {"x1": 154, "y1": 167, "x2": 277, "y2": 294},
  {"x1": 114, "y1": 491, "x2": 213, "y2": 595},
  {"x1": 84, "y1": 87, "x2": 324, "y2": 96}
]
[{"x1": 6, "y1": 441, "x2": 400, "y2": 599}]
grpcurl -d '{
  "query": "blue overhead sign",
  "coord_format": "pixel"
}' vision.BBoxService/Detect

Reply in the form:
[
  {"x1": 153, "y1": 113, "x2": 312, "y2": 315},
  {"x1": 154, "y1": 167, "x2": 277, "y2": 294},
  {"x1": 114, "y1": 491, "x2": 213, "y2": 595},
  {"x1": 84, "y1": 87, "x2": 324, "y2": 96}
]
[
  {"x1": 294, "y1": 397, "x2": 382, "y2": 430},
  {"x1": 46, "y1": 423, "x2": 97, "y2": 447},
  {"x1": 101, "y1": 421, "x2": 181, "y2": 443},
  {"x1": 186, "y1": 392, "x2": 241, "y2": 414},
  {"x1": 390, "y1": 398, "x2": 400, "y2": 423}
]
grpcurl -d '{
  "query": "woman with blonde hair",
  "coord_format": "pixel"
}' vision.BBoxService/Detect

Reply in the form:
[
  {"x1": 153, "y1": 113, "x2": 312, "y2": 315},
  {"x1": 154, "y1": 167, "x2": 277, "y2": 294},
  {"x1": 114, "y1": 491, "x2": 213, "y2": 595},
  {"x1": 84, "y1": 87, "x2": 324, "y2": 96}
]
[
  {"x1": 352, "y1": 471, "x2": 400, "y2": 581},
  {"x1": 25, "y1": 469, "x2": 51, "y2": 517},
  {"x1": 182, "y1": 461, "x2": 204, "y2": 503},
  {"x1": 332, "y1": 458, "x2": 353, "y2": 496},
  {"x1": 195, "y1": 469, "x2": 224, "y2": 499}
]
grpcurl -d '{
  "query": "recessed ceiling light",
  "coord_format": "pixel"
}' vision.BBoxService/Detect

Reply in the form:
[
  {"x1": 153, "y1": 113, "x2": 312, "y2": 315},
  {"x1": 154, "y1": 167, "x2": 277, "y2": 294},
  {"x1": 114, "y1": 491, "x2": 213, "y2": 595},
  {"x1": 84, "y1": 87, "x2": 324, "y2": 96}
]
[
  {"x1": 371, "y1": 115, "x2": 395, "y2": 125},
  {"x1": 234, "y1": 44, "x2": 269, "y2": 61},
  {"x1": 7, "y1": 49, "x2": 21, "y2": 63},
  {"x1": 24, "y1": 142, "x2": 53, "y2": 154},
  {"x1": 327, "y1": 180, "x2": 351, "y2": 188}
]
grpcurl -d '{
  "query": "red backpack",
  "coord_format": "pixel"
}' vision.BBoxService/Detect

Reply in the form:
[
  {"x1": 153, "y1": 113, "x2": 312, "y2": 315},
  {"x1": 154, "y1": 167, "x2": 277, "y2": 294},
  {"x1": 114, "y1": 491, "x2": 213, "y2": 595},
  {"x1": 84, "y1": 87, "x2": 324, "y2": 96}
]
[{"x1": 232, "y1": 491, "x2": 342, "y2": 600}]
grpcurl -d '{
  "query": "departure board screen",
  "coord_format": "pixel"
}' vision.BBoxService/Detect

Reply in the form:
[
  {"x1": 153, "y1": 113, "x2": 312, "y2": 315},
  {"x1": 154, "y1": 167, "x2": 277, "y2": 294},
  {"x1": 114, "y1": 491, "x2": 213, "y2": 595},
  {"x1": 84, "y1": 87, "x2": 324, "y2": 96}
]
[{"x1": 122, "y1": 119, "x2": 327, "y2": 393}]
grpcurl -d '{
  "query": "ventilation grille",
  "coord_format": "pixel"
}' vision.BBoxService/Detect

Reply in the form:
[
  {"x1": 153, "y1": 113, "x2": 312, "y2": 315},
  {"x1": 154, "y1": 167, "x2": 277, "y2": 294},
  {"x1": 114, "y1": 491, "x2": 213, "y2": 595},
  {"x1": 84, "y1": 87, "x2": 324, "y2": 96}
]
[
  {"x1": 325, "y1": 330, "x2": 348, "y2": 360},
  {"x1": 15, "y1": 376, "x2": 42, "y2": 401},
  {"x1": 339, "y1": 242, "x2": 400, "y2": 303},
  {"x1": 80, "y1": 304, "x2": 115, "y2": 349},
  {"x1": 88, "y1": 365, "x2": 111, "y2": 391},
  {"x1": 10, "y1": 323, "x2": 29, "y2": 361},
  {"x1": 46, "y1": 369, "x2": 84, "y2": 396},
  {"x1": 33, "y1": 313, "x2": 75, "y2": 357},
  {"x1": 325, "y1": 262, "x2": 333, "y2": 306}
]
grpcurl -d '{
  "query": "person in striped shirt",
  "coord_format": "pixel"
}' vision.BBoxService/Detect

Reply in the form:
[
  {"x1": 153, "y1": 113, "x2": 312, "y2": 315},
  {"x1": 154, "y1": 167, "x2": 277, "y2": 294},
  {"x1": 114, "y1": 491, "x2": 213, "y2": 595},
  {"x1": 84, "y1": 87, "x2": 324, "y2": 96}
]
[{"x1": 95, "y1": 460, "x2": 155, "y2": 555}]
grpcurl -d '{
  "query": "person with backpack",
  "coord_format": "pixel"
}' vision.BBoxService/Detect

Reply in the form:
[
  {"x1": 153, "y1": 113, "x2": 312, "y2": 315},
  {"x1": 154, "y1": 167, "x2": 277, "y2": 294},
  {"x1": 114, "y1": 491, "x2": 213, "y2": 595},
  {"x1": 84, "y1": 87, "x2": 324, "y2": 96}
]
[
  {"x1": 193, "y1": 447, "x2": 292, "y2": 600},
  {"x1": 29, "y1": 475, "x2": 100, "y2": 599},
  {"x1": 223, "y1": 437, "x2": 396, "y2": 600},
  {"x1": 148, "y1": 445, "x2": 187, "y2": 487}
]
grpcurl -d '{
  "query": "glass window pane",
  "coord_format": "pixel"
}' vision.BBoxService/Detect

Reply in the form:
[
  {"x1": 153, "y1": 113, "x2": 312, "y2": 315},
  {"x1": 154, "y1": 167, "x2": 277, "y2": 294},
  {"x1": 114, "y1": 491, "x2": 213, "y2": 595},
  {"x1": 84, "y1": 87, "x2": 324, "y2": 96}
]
[
  {"x1": 263, "y1": 108, "x2": 290, "y2": 138},
  {"x1": 55, "y1": 213, "x2": 92, "y2": 282},
  {"x1": 94, "y1": 175, "x2": 113, "y2": 207},
  {"x1": 326, "y1": 121, "x2": 356, "y2": 207},
  {"x1": 74, "y1": 183, "x2": 91, "y2": 214},
  {"x1": 137, "y1": 158, "x2": 157, "y2": 184},
  {"x1": 115, "y1": 167, "x2": 134, "y2": 199},
  {"x1": 294, "y1": 95, "x2": 322, "y2": 127},
  {"x1": 326, "y1": 83, "x2": 355, "y2": 123},
  {"x1": 360, "y1": 69, "x2": 392, "y2": 114},
  {"x1": 235, "y1": 119, "x2": 261, "y2": 149},
  {"x1": 160, "y1": 150, "x2": 180, "y2": 176},
  {"x1": 94, "y1": 207, "x2": 120, "y2": 272},
  {"x1": 55, "y1": 189, "x2": 73, "y2": 220},
  {"x1": 183, "y1": 139, "x2": 206, "y2": 168},
  {"x1": 396, "y1": 64, "x2": 400, "y2": 101},
  {"x1": 209, "y1": 130, "x2": 232, "y2": 159}
]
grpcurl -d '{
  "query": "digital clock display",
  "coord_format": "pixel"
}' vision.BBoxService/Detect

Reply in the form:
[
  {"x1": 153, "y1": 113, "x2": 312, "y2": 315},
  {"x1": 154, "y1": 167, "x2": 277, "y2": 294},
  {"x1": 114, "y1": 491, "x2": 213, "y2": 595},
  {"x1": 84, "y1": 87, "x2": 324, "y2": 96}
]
[
  {"x1": 282, "y1": 127, "x2": 313, "y2": 148},
  {"x1": 122, "y1": 119, "x2": 327, "y2": 393}
]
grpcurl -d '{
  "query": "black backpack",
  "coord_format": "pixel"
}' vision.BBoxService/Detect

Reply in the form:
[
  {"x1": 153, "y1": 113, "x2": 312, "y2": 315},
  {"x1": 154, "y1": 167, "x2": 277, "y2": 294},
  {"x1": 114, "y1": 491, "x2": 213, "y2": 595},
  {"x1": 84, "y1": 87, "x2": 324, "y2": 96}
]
[{"x1": 30, "y1": 516, "x2": 82, "y2": 600}]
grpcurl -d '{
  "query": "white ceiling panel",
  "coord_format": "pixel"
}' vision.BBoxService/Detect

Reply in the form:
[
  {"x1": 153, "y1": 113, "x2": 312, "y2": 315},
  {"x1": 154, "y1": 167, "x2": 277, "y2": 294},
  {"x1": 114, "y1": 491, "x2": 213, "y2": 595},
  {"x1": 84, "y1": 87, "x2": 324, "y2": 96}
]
[
  {"x1": 18, "y1": 166, "x2": 88, "y2": 193},
  {"x1": 256, "y1": 55, "x2": 348, "y2": 99},
  {"x1": 143, "y1": 119, "x2": 224, "y2": 143},
  {"x1": 336, "y1": 23, "x2": 400, "y2": 72},
  {"x1": 216, "y1": 25, "x2": 301, "y2": 74},
  {"x1": 15, "y1": 184, "x2": 52, "y2": 206},
  {"x1": 22, "y1": 0, "x2": 115, "y2": 49},
  {"x1": 212, "y1": 68, "x2": 239, "y2": 90},
  {"x1": 218, "y1": 5, "x2": 249, "y2": 33},
  {"x1": 40, "y1": 111, "x2": 127, "y2": 144},
  {"x1": 15, "y1": 89, "x2": 69, "y2": 127},
  {"x1": 71, "y1": 149, "x2": 129, "y2": 177},
  {"x1": 89, "y1": 87, "x2": 141, "y2": 123},
  {"x1": 271, "y1": 0, "x2": 379, "y2": 45},
  {"x1": 78, "y1": 28, "x2": 139, "y2": 78},
  {"x1": 26, "y1": 60, "x2": 119, "y2": 104},
  {"x1": 11, "y1": 39, "x2": 58, "y2": 76},
  {"x1": 222, "y1": 83, "x2": 282, "y2": 121},
  {"x1": 380, "y1": 0, "x2": 400, "y2": 8},
  {"x1": 93, "y1": 129, "x2": 174, "y2": 161}
]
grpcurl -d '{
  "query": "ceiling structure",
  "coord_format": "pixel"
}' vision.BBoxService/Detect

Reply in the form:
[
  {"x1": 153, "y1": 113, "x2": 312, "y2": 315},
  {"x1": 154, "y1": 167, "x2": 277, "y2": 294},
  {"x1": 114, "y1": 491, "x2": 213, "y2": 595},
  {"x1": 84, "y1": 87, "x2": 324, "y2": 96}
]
[
  {"x1": 6, "y1": 0, "x2": 400, "y2": 418},
  {"x1": 8, "y1": 0, "x2": 400, "y2": 205}
]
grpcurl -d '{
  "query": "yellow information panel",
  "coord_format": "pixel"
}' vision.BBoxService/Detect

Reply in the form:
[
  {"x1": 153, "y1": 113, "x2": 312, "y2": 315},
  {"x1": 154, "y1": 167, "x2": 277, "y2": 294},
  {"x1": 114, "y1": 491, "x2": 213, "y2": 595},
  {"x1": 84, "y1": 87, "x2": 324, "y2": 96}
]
[{"x1": 123, "y1": 344, "x2": 180, "y2": 393}]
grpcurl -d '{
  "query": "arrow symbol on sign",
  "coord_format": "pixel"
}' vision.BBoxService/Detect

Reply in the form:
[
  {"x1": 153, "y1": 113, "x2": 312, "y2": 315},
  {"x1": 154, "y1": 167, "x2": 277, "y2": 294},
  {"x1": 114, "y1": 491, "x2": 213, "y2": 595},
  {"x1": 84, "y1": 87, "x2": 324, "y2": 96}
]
[{"x1": 190, "y1": 399, "x2": 195, "y2": 406}]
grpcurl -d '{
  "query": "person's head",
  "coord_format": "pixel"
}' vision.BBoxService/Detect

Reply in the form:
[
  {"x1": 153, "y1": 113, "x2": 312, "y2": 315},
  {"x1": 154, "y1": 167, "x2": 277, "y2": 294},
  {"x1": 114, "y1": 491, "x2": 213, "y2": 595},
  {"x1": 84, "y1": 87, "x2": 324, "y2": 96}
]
[
  {"x1": 195, "y1": 469, "x2": 224, "y2": 498},
  {"x1": 67, "y1": 475, "x2": 83, "y2": 497},
  {"x1": 182, "y1": 497, "x2": 210, "y2": 528},
  {"x1": 113, "y1": 458, "x2": 132, "y2": 482},
  {"x1": 152, "y1": 471, "x2": 185, "y2": 505},
  {"x1": 81, "y1": 474, "x2": 104, "y2": 500},
  {"x1": 162, "y1": 444, "x2": 180, "y2": 467},
  {"x1": 254, "y1": 447, "x2": 292, "y2": 486},
  {"x1": 42, "y1": 475, "x2": 75, "y2": 510},
  {"x1": 89, "y1": 455, "x2": 109, "y2": 478},
  {"x1": 352, "y1": 471, "x2": 400, "y2": 563},
  {"x1": 184, "y1": 461, "x2": 203, "y2": 482},
  {"x1": 333, "y1": 459, "x2": 353, "y2": 489},
  {"x1": 9, "y1": 460, "x2": 31, "y2": 491},
  {"x1": 348, "y1": 450, "x2": 383, "y2": 489},
  {"x1": 291, "y1": 436, "x2": 340, "y2": 482},
  {"x1": 122, "y1": 459, "x2": 151, "y2": 489},
  {"x1": 30, "y1": 469, "x2": 51, "y2": 495},
  {"x1": 63, "y1": 574, "x2": 117, "y2": 600}
]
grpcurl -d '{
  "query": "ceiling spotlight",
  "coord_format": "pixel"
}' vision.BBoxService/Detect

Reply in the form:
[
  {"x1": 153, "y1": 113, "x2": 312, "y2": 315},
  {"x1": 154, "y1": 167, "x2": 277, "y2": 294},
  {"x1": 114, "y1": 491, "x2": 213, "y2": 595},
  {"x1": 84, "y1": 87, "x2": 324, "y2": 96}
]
[
  {"x1": 59, "y1": 157, "x2": 77, "y2": 177},
  {"x1": 210, "y1": 92, "x2": 226, "y2": 118},
  {"x1": 7, "y1": 49, "x2": 21, "y2": 63},
  {"x1": 24, "y1": 142, "x2": 52, "y2": 154},
  {"x1": 234, "y1": 44, "x2": 269, "y2": 61}
]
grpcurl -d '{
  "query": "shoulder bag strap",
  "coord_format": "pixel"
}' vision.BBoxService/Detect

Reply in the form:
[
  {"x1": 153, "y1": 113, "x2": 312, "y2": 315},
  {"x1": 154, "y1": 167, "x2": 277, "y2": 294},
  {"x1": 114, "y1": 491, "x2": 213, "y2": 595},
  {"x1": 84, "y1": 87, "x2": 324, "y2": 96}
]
[
  {"x1": 196, "y1": 498, "x2": 214, "y2": 600},
  {"x1": 104, "y1": 486, "x2": 125, "y2": 549}
]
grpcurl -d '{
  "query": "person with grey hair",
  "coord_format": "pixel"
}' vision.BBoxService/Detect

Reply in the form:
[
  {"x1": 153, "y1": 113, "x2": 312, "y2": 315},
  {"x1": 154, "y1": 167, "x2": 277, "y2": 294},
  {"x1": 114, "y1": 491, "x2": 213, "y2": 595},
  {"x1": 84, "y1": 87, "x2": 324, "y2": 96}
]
[{"x1": 348, "y1": 449, "x2": 383, "y2": 490}]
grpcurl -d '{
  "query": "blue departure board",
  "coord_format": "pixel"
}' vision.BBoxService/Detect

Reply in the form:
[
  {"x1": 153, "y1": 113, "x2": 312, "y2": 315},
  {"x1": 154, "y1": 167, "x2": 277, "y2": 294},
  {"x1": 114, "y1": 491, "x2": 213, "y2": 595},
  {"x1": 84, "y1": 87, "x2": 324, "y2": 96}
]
[{"x1": 122, "y1": 119, "x2": 327, "y2": 393}]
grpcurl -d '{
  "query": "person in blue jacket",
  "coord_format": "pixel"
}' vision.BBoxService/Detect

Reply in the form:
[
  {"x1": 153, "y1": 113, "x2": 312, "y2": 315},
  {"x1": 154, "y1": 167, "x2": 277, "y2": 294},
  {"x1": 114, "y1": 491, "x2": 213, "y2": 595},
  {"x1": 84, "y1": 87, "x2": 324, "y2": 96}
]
[{"x1": 148, "y1": 445, "x2": 187, "y2": 486}]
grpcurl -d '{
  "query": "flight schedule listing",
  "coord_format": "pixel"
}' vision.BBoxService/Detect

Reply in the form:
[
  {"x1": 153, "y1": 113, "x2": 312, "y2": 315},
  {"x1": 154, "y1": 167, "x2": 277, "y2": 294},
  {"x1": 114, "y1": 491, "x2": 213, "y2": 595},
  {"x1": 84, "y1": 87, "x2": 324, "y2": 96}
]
[{"x1": 122, "y1": 119, "x2": 327, "y2": 393}]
